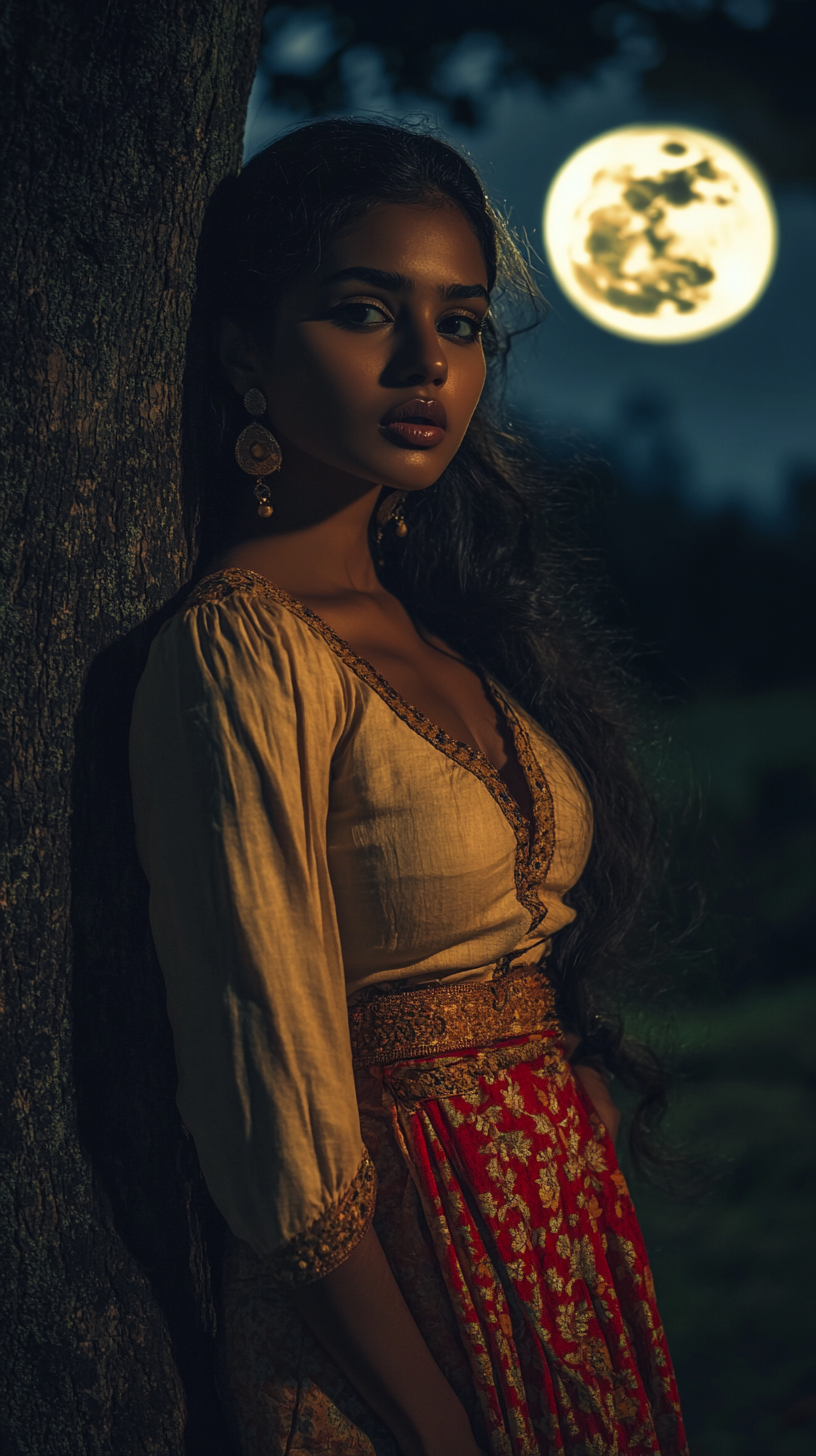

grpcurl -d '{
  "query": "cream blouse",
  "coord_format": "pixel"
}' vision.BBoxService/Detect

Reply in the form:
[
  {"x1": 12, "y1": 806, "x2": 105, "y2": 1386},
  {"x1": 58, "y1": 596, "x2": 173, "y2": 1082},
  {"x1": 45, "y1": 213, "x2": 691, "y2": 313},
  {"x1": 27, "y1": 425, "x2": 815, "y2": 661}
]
[{"x1": 129, "y1": 569, "x2": 592, "y2": 1279}]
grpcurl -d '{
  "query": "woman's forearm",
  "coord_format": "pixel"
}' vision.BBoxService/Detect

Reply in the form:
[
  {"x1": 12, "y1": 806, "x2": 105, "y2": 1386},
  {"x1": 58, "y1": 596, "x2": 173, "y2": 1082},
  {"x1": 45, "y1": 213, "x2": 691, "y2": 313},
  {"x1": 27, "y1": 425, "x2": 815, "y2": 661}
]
[
  {"x1": 290, "y1": 1223, "x2": 482, "y2": 1456},
  {"x1": 562, "y1": 1032, "x2": 621, "y2": 1141}
]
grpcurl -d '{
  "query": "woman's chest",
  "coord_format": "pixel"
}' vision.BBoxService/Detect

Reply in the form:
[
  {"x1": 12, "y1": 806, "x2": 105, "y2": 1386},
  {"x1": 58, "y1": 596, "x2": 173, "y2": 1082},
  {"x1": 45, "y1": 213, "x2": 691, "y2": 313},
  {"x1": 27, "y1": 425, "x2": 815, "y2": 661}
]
[
  {"x1": 294, "y1": 590, "x2": 512, "y2": 772},
  {"x1": 324, "y1": 695, "x2": 533, "y2": 975},
  {"x1": 327, "y1": 701, "x2": 522, "y2": 879}
]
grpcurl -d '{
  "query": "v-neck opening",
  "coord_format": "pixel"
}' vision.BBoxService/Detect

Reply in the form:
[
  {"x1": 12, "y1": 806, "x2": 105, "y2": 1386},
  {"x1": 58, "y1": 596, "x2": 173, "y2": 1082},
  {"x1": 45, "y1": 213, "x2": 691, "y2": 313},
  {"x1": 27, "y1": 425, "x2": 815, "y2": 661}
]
[{"x1": 184, "y1": 568, "x2": 556, "y2": 934}]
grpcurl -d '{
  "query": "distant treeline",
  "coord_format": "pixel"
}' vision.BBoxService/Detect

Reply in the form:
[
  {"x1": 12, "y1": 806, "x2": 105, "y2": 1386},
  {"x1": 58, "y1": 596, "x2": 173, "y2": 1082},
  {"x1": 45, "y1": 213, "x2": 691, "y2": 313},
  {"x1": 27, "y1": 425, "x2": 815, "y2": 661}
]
[
  {"x1": 596, "y1": 465, "x2": 816, "y2": 700},
  {"x1": 576, "y1": 455, "x2": 816, "y2": 996}
]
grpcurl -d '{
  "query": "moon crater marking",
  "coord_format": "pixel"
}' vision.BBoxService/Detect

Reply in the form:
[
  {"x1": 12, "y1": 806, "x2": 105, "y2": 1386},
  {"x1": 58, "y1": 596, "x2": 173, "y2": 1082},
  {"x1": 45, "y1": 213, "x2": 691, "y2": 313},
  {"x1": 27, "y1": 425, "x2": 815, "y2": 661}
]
[{"x1": 544, "y1": 126, "x2": 778, "y2": 344}]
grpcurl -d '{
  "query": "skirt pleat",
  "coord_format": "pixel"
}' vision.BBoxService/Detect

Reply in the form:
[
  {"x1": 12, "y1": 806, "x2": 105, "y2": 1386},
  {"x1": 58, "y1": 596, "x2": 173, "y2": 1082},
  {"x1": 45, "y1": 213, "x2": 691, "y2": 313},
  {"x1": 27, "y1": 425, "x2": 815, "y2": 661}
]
[{"x1": 221, "y1": 1033, "x2": 688, "y2": 1456}]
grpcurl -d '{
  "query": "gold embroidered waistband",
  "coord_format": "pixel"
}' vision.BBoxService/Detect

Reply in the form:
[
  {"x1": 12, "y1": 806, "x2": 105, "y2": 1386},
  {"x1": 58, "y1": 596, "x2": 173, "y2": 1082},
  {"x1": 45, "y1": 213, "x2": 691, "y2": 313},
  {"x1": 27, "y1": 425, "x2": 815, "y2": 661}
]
[{"x1": 348, "y1": 964, "x2": 558, "y2": 1067}]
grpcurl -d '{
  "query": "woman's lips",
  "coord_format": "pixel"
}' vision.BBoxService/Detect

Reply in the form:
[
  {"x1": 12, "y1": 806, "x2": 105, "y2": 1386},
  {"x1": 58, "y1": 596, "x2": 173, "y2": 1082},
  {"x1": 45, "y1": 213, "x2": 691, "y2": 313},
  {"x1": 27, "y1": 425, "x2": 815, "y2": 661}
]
[
  {"x1": 383, "y1": 420, "x2": 446, "y2": 447},
  {"x1": 380, "y1": 397, "x2": 447, "y2": 449}
]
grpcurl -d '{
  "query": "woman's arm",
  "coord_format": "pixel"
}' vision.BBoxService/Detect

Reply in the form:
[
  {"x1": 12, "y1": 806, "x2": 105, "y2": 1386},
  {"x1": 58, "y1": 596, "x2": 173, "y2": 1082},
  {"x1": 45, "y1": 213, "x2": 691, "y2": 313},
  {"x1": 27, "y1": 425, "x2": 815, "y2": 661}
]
[
  {"x1": 572, "y1": 1062, "x2": 621, "y2": 1142},
  {"x1": 130, "y1": 595, "x2": 482, "y2": 1455},
  {"x1": 562, "y1": 1032, "x2": 621, "y2": 1142},
  {"x1": 291, "y1": 1224, "x2": 483, "y2": 1456}
]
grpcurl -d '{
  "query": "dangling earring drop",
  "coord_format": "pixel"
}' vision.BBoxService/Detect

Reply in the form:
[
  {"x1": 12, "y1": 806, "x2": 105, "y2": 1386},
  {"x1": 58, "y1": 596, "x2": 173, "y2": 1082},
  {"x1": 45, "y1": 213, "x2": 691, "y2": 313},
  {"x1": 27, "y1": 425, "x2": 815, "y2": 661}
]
[
  {"x1": 234, "y1": 388, "x2": 282, "y2": 517},
  {"x1": 375, "y1": 490, "x2": 408, "y2": 546}
]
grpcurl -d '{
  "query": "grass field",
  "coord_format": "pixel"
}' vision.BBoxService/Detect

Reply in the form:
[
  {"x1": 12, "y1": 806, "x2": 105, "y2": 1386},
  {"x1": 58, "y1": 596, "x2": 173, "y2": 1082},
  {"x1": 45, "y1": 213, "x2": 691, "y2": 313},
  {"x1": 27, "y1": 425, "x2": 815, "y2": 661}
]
[{"x1": 622, "y1": 974, "x2": 816, "y2": 1453}]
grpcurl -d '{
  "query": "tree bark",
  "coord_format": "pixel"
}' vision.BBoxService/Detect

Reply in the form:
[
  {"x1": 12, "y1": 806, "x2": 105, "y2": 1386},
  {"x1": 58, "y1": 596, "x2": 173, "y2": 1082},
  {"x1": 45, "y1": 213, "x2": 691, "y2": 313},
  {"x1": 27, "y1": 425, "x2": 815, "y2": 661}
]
[{"x1": 0, "y1": 4, "x2": 265, "y2": 1451}]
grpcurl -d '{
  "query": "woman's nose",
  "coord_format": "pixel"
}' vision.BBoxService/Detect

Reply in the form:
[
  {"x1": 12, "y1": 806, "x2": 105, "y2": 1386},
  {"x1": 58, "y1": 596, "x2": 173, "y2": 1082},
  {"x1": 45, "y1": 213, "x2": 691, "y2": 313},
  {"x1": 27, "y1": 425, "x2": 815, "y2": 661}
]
[{"x1": 384, "y1": 313, "x2": 448, "y2": 389}]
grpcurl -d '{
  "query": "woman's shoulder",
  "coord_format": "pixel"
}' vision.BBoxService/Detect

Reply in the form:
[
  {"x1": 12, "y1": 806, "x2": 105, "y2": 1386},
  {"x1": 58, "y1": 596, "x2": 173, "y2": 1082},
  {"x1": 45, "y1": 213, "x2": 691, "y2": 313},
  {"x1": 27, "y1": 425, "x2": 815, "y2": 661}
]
[
  {"x1": 172, "y1": 568, "x2": 335, "y2": 654},
  {"x1": 183, "y1": 567, "x2": 319, "y2": 632},
  {"x1": 144, "y1": 568, "x2": 345, "y2": 692}
]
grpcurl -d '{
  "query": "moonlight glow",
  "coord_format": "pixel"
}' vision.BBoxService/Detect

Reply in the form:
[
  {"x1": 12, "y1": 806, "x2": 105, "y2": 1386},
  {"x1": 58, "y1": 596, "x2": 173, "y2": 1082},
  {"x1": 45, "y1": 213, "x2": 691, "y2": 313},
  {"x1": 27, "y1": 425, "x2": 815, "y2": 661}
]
[{"x1": 543, "y1": 124, "x2": 778, "y2": 344}]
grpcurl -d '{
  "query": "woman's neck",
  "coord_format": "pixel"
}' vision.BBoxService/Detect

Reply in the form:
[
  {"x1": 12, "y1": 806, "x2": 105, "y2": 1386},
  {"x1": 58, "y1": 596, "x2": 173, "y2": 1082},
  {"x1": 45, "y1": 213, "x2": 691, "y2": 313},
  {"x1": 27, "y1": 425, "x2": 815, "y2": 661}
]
[{"x1": 212, "y1": 443, "x2": 388, "y2": 599}]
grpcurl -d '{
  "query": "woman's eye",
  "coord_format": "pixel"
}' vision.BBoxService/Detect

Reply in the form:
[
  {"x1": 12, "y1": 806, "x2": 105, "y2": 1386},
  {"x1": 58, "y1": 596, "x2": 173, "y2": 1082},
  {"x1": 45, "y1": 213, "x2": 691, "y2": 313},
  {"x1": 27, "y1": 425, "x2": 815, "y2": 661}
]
[
  {"x1": 438, "y1": 314, "x2": 483, "y2": 342},
  {"x1": 333, "y1": 301, "x2": 391, "y2": 328}
]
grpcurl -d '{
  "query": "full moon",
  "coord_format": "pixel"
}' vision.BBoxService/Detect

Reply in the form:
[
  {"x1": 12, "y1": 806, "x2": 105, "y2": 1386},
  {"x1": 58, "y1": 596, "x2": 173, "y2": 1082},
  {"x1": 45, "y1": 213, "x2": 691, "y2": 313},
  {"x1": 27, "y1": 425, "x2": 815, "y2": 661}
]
[{"x1": 543, "y1": 124, "x2": 778, "y2": 344}]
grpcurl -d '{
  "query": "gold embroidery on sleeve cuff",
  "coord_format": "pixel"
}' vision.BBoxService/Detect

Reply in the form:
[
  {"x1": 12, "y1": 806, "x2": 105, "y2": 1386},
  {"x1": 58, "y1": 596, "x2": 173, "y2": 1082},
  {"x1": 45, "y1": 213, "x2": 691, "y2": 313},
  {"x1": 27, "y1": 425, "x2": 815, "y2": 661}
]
[{"x1": 266, "y1": 1149, "x2": 377, "y2": 1286}]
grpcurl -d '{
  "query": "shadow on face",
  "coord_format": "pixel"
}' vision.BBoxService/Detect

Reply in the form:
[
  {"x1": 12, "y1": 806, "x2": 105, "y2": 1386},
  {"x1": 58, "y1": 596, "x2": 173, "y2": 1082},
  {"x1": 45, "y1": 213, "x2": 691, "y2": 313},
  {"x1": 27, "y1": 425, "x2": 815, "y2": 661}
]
[{"x1": 220, "y1": 200, "x2": 491, "y2": 500}]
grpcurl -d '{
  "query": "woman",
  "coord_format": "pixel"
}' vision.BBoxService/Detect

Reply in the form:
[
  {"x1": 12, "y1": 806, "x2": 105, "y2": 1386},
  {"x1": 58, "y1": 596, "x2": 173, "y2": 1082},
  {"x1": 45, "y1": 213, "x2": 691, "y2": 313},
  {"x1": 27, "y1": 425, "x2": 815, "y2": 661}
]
[{"x1": 130, "y1": 119, "x2": 687, "y2": 1455}]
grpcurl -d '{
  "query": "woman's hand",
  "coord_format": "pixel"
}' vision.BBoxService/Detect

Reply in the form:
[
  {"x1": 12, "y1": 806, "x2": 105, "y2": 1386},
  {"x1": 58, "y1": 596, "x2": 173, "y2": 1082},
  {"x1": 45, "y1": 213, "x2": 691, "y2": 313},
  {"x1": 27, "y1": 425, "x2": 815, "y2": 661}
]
[
  {"x1": 562, "y1": 1033, "x2": 621, "y2": 1143},
  {"x1": 290, "y1": 1223, "x2": 482, "y2": 1456}
]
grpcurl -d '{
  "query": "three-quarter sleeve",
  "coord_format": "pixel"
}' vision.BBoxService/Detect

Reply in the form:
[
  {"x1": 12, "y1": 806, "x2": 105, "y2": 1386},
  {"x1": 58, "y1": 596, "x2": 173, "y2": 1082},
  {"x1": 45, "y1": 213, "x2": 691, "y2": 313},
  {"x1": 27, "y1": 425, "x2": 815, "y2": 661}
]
[{"x1": 129, "y1": 588, "x2": 375, "y2": 1281}]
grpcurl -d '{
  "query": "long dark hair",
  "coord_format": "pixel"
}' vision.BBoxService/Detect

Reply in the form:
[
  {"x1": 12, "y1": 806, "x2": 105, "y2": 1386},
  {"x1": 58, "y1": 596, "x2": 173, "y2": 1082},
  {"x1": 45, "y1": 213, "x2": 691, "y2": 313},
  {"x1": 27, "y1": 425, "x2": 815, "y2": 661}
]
[{"x1": 192, "y1": 117, "x2": 673, "y2": 1179}]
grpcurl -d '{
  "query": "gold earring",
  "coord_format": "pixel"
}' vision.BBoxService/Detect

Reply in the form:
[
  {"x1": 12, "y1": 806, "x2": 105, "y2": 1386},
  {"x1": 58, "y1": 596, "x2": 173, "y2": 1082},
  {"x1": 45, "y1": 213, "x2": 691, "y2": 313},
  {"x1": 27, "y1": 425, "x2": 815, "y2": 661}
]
[
  {"x1": 235, "y1": 388, "x2": 282, "y2": 517},
  {"x1": 375, "y1": 490, "x2": 408, "y2": 545}
]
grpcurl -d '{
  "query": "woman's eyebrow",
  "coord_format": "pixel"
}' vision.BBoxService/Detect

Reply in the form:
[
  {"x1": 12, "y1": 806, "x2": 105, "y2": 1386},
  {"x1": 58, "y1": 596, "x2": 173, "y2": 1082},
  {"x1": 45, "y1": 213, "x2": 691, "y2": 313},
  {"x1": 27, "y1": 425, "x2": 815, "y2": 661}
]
[
  {"x1": 318, "y1": 266, "x2": 489, "y2": 302},
  {"x1": 444, "y1": 282, "x2": 490, "y2": 302},
  {"x1": 319, "y1": 266, "x2": 409, "y2": 292}
]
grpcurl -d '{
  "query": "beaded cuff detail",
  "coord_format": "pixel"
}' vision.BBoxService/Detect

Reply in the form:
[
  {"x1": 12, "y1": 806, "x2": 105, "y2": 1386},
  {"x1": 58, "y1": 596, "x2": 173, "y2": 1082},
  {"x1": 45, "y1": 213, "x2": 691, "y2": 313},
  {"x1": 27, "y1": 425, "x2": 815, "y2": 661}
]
[{"x1": 266, "y1": 1149, "x2": 377, "y2": 1286}]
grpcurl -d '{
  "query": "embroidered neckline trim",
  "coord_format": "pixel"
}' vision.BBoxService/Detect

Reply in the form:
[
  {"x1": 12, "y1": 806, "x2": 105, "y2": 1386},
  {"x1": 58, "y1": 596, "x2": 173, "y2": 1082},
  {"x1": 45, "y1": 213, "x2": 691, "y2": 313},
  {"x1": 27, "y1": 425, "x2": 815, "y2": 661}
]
[{"x1": 183, "y1": 567, "x2": 554, "y2": 934}]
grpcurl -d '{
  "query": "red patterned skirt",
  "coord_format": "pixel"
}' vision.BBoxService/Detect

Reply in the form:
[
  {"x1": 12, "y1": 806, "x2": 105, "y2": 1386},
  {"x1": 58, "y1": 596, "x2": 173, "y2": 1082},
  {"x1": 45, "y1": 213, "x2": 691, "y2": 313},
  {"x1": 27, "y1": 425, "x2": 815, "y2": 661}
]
[{"x1": 220, "y1": 969, "x2": 688, "y2": 1455}]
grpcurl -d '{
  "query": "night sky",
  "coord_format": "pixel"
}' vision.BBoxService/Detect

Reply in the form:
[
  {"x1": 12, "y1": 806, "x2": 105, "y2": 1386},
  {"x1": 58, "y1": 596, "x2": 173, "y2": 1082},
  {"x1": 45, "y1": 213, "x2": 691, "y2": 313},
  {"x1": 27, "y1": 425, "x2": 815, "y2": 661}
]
[{"x1": 243, "y1": 18, "x2": 816, "y2": 519}]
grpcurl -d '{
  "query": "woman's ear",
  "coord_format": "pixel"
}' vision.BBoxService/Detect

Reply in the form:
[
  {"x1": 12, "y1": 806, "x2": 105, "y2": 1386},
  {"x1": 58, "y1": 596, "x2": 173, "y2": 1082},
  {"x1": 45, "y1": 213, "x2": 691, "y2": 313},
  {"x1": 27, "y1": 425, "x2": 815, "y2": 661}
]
[{"x1": 219, "y1": 317, "x2": 260, "y2": 397}]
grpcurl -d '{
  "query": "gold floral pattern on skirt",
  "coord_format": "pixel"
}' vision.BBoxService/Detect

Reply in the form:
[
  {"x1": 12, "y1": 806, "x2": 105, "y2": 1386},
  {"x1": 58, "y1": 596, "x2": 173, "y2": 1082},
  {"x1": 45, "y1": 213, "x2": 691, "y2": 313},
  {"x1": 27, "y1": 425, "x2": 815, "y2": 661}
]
[{"x1": 219, "y1": 1027, "x2": 687, "y2": 1455}]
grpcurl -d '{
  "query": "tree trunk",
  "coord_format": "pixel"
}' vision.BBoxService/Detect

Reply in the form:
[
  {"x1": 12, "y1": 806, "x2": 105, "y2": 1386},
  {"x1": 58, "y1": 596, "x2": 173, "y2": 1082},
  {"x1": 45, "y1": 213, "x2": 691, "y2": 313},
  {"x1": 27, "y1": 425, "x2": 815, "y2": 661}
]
[{"x1": 0, "y1": 4, "x2": 265, "y2": 1451}]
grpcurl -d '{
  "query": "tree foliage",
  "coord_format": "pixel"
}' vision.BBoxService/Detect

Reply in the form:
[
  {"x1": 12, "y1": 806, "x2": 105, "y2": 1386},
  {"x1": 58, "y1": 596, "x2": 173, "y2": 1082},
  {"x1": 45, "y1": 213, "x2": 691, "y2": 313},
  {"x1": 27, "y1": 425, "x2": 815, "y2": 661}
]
[{"x1": 261, "y1": 0, "x2": 816, "y2": 187}]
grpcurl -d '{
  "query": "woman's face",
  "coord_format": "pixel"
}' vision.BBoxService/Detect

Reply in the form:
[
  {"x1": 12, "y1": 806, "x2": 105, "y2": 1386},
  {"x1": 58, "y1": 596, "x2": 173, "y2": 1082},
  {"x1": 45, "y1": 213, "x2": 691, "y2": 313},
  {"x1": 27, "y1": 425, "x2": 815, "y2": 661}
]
[{"x1": 234, "y1": 200, "x2": 490, "y2": 495}]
